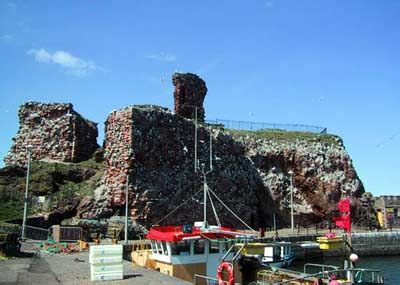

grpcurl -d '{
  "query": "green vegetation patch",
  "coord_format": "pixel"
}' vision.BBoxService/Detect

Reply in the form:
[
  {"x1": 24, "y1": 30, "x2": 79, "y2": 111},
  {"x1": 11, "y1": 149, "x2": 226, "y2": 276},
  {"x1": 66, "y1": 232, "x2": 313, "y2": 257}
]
[
  {"x1": 0, "y1": 157, "x2": 105, "y2": 221},
  {"x1": 0, "y1": 201, "x2": 23, "y2": 221},
  {"x1": 227, "y1": 129, "x2": 342, "y2": 145}
]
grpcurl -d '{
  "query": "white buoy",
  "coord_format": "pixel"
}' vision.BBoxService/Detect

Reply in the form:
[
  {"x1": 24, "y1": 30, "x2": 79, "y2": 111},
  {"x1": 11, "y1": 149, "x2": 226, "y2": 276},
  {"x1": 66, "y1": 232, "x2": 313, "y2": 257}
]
[{"x1": 350, "y1": 253, "x2": 359, "y2": 263}]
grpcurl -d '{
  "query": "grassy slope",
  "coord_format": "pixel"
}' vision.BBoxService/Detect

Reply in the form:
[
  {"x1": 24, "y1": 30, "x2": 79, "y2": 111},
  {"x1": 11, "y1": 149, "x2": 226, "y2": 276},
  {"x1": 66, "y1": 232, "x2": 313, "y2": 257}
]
[
  {"x1": 226, "y1": 129, "x2": 342, "y2": 145},
  {"x1": 0, "y1": 158, "x2": 104, "y2": 221}
]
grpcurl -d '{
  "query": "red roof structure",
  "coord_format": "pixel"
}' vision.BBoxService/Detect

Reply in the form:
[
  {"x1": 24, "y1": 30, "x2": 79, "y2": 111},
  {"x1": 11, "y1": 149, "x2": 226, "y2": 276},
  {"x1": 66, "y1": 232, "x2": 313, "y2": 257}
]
[{"x1": 146, "y1": 225, "x2": 249, "y2": 242}]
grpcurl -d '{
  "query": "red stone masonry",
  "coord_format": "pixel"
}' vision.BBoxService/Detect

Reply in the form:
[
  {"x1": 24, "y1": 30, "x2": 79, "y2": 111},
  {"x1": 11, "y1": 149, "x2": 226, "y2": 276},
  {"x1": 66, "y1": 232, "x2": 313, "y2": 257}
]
[
  {"x1": 173, "y1": 72, "x2": 207, "y2": 122},
  {"x1": 4, "y1": 102, "x2": 98, "y2": 167},
  {"x1": 103, "y1": 107, "x2": 135, "y2": 207}
]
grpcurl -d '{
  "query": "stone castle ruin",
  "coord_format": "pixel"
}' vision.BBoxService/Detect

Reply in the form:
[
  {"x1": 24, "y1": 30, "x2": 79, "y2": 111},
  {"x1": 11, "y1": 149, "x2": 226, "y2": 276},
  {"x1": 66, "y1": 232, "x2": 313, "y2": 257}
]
[
  {"x1": 4, "y1": 102, "x2": 98, "y2": 167},
  {"x1": 173, "y1": 72, "x2": 207, "y2": 122},
  {"x1": 1, "y1": 73, "x2": 376, "y2": 228}
]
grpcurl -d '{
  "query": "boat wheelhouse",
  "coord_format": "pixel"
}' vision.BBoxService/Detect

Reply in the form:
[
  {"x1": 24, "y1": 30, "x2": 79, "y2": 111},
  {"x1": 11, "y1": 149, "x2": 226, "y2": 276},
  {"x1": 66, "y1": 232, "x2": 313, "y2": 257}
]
[{"x1": 145, "y1": 222, "x2": 256, "y2": 282}]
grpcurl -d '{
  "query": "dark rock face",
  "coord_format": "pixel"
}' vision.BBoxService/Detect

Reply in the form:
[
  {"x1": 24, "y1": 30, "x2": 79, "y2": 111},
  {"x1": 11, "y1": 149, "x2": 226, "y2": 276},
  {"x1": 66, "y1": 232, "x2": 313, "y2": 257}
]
[
  {"x1": 4, "y1": 102, "x2": 99, "y2": 167},
  {"x1": 234, "y1": 135, "x2": 376, "y2": 226},
  {"x1": 173, "y1": 73, "x2": 207, "y2": 122}
]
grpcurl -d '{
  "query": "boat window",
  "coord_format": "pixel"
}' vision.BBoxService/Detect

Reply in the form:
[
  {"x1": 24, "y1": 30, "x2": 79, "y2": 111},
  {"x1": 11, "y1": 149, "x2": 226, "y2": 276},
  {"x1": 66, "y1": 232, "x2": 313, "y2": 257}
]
[
  {"x1": 156, "y1": 241, "x2": 163, "y2": 254},
  {"x1": 194, "y1": 239, "x2": 205, "y2": 255},
  {"x1": 170, "y1": 241, "x2": 190, "y2": 255},
  {"x1": 224, "y1": 240, "x2": 234, "y2": 253},
  {"x1": 170, "y1": 242, "x2": 179, "y2": 255},
  {"x1": 150, "y1": 240, "x2": 157, "y2": 254},
  {"x1": 162, "y1": 241, "x2": 168, "y2": 255},
  {"x1": 209, "y1": 240, "x2": 219, "y2": 254},
  {"x1": 273, "y1": 246, "x2": 280, "y2": 259}
]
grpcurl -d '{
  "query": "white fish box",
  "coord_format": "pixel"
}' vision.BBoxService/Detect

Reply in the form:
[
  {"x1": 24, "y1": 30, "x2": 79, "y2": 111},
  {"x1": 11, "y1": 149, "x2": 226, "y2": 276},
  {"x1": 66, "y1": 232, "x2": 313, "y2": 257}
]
[
  {"x1": 89, "y1": 245, "x2": 124, "y2": 281},
  {"x1": 89, "y1": 245, "x2": 123, "y2": 258},
  {"x1": 90, "y1": 271, "x2": 123, "y2": 281},
  {"x1": 90, "y1": 255, "x2": 123, "y2": 265},
  {"x1": 91, "y1": 263, "x2": 123, "y2": 273}
]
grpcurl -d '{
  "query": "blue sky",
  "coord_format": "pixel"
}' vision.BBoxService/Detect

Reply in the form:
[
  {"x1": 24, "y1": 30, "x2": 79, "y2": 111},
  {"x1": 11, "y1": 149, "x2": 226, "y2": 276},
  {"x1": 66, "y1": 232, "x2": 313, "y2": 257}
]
[{"x1": 1, "y1": 0, "x2": 399, "y2": 195}]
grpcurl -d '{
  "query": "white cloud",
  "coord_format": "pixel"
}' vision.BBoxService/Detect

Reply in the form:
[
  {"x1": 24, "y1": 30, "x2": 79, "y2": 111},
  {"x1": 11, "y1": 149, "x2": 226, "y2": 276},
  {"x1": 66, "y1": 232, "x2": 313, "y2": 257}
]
[
  {"x1": 0, "y1": 34, "x2": 12, "y2": 42},
  {"x1": 146, "y1": 52, "x2": 177, "y2": 62},
  {"x1": 8, "y1": 2, "x2": 17, "y2": 9},
  {"x1": 264, "y1": 1, "x2": 273, "y2": 8},
  {"x1": 27, "y1": 48, "x2": 105, "y2": 76}
]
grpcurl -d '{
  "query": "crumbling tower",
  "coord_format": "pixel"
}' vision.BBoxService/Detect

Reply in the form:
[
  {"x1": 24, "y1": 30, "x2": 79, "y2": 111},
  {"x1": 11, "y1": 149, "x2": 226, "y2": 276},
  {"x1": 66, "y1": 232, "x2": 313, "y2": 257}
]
[
  {"x1": 172, "y1": 72, "x2": 207, "y2": 122},
  {"x1": 4, "y1": 102, "x2": 99, "y2": 167}
]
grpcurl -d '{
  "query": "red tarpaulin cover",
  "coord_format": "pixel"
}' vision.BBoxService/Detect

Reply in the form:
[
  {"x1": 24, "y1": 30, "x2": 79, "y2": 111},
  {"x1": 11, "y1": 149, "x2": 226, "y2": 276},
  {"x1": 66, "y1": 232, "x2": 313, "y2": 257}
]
[
  {"x1": 338, "y1": 198, "x2": 350, "y2": 213},
  {"x1": 146, "y1": 226, "x2": 238, "y2": 242},
  {"x1": 333, "y1": 215, "x2": 351, "y2": 232}
]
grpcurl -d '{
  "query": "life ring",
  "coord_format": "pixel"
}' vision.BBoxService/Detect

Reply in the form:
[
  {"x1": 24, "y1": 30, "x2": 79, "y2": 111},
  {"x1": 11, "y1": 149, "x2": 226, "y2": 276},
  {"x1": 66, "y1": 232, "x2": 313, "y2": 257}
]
[{"x1": 217, "y1": 261, "x2": 234, "y2": 285}]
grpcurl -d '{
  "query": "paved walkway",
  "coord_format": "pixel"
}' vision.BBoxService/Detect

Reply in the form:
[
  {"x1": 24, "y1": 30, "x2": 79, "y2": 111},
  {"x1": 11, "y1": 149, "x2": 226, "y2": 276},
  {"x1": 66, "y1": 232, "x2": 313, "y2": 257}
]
[{"x1": 0, "y1": 245, "x2": 190, "y2": 285}]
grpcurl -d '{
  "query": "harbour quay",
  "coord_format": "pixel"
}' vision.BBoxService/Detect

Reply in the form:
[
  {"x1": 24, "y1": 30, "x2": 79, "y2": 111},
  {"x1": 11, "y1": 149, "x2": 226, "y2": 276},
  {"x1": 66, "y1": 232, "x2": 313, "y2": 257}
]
[{"x1": 271, "y1": 230, "x2": 400, "y2": 259}]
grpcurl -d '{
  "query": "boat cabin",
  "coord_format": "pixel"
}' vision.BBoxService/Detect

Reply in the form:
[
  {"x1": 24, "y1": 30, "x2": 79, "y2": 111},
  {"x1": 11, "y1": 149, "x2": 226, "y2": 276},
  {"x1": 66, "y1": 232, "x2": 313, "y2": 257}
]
[{"x1": 144, "y1": 222, "x2": 251, "y2": 282}]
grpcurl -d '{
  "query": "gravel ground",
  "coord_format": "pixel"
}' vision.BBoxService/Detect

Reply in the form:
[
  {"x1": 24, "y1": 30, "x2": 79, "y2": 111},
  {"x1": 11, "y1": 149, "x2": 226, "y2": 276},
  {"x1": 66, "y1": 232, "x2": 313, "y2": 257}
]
[{"x1": 0, "y1": 243, "x2": 191, "y2": 285}]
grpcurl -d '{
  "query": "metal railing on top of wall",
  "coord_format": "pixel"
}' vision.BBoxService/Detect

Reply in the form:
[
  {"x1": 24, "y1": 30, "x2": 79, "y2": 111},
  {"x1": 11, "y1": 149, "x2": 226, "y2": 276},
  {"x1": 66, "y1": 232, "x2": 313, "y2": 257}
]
[{"x1": 206, "y1": 119, "x2": 327, "y2": 134}]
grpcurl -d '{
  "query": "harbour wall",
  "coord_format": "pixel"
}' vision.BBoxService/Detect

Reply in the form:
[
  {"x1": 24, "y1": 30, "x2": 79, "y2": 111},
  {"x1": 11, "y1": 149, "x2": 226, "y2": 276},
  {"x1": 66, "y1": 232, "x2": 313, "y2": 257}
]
[{"x1": 279, "y1": 230, "x2": 400, "y2": 259}]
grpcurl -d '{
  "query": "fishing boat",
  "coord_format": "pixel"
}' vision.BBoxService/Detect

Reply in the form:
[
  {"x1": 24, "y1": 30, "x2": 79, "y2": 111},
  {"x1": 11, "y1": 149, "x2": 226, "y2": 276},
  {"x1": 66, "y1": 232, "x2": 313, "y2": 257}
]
[
  {"x1": 145, "y1": 222, "x2": 256, "y2": 282},
  {"x1": 235, "y1": 241, "x2": 295, "y2": 268}
]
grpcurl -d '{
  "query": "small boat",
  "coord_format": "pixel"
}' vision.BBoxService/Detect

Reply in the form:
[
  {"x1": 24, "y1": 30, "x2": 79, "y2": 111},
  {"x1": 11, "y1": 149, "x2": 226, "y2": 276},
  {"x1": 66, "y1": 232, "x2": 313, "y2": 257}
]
[
  {"x1": 256, "y1": 263, "x2": 385, "y2": 284},
  {"x1": 235, "y1": 241, "x2": 295, "y2": 268}
]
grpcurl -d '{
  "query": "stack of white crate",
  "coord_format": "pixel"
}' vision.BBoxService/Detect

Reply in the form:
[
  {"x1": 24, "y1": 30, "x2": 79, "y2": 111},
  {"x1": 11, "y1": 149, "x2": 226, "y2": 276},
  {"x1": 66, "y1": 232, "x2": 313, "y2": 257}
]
[{"x1": 89, "y1": 244, "x2": 124, "y2": 281}]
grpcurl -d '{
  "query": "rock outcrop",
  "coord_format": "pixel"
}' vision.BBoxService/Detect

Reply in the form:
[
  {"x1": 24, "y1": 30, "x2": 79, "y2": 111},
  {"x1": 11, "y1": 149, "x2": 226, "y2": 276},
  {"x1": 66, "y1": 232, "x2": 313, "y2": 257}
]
[
  {"x1": 4, "y1": 102, "x2": 99, "y2": 167},
  {"x1": 173, "y1": 73, "x2": 207, "y2": 122},
  {"x1": 233, "y1": 134, "x2": 375, "y2": 226}
]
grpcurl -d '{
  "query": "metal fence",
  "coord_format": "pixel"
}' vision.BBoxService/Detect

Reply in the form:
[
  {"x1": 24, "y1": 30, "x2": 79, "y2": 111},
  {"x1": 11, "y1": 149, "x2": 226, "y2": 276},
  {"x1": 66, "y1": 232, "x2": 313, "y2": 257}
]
[
  {"x1": 59, "y1": 226, "x2": 82, "y2": 241},
  {"x1": 0, "y1": 222, "x2": 20, "y2": 234},
  {"x1": 206, "y1": 119, "x2": 327, "y2": 134},
  {"x1": 24, "y1": 225, "x2": 49, "y2": 241}
]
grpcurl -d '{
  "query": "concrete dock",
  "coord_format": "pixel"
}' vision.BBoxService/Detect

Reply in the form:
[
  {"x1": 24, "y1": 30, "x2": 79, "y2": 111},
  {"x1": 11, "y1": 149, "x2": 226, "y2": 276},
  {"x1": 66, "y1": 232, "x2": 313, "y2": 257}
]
[{"x1": 0, "y1": 243, "x2": 190, "y2": 285}]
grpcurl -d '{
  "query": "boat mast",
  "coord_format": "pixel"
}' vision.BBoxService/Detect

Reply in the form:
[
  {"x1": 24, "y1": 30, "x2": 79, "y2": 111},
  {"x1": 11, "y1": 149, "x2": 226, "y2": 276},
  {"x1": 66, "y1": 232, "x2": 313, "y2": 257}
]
[{"x1": 199, "y1": 123, "x2": 214, "y2": 230}]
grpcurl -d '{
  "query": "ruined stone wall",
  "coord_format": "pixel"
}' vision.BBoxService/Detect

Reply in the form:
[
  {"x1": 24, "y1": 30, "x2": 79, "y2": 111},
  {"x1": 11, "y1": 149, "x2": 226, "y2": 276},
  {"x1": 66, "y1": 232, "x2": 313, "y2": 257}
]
[
  {"x1": 102, "y1": 107, "x2": 135, "y2": 209},
  {"x1": 173, "y1": 73, "x2": 207, "y2": 122},
  {"x1": 99, "y1": 105, "x2": 272, "y2": 227},
  {"x1": 97, "y1": 106, "x2": 374, "y2": 227},
  {"x1": 4, "y1": 102, "x2": 98, "y2": 167}
]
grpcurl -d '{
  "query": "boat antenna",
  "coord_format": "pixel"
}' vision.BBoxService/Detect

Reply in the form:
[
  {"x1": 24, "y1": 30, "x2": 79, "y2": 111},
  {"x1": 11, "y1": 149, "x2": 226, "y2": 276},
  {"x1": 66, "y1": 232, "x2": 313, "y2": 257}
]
[
  {"x1": 194, "y1": 107, "x2": 198, "y2": 173},
  {"x1": 209, "y1": 125, "x2": 213, "y2": 171}
]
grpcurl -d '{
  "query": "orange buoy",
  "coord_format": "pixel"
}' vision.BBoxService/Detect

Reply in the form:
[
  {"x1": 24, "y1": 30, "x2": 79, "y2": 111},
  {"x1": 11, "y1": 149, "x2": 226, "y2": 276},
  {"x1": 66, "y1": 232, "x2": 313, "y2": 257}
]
[{"x1": 217, "y1": 262, "x2": 234, "y2": 285}]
